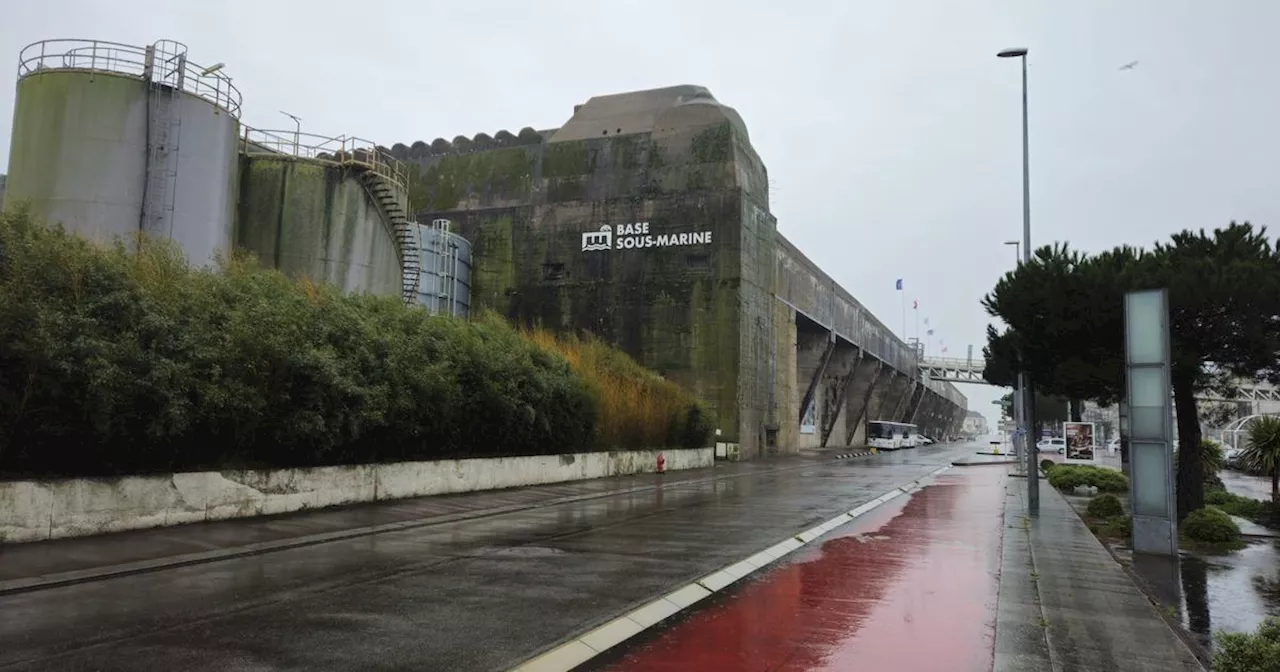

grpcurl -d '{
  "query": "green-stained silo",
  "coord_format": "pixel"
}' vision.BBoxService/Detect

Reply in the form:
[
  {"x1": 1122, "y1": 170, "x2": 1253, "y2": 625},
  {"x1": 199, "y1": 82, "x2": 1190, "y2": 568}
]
[{"x1": 3, "y1": 39, "x2": 240, "y2": 265}]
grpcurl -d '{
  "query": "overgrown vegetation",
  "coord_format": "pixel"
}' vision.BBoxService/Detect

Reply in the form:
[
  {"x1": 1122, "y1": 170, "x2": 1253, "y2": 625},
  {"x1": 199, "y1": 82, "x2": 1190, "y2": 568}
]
[
  {"x1": 1040, "y1": 459, "x2": 1056, "y2": 473},
  {"x1": 1214, "y1": 617, "x2": 1280, "y2": 671},
  {"x1": 522, "y1": 327, "x2": 713, "y2": 452},
  {"x1": 0, "y1": 210, "x2": 711, "y2": 478},
  {"x1": 1046, "y1": 464, "x2": 1129, "y2": 493}
]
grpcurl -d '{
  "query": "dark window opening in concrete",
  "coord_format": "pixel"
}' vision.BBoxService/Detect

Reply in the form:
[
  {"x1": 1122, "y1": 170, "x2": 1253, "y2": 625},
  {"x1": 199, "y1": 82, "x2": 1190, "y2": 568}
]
[
  {"x1": 542, "y1": 263, "x2": 566, "y2": 280},
  {"x1": 685, "y1": 254, "x2": 710, "y2": 270}
]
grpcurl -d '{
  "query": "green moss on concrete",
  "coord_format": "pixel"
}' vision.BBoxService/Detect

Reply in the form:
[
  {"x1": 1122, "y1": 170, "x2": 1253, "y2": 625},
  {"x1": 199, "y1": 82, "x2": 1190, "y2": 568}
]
[
  {"x1": 546, "y1": 177, "x2": 584, "y2": 202},
  {"x1": 542, "y1": 141, "x2": 591, "y2": 178},
  {"x1": 471, "y1": 214, "x2": 516, "y2": 310},
  {"x1": 690, "y1": 123, "x2": 733, "y2": 164},
  {"x1": 408, "y1": 148, "x2": 534, "y2": 210},
  {"x1": 236, "y1": 157, "x2": 399, "y2": 297},
  {"x1": 5, "y1": 71, "x2": 142, "y2": 227}
]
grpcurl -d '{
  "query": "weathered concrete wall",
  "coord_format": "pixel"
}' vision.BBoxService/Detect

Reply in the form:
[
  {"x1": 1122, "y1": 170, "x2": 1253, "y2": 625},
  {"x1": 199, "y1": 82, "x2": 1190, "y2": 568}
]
[
  {"x1": 236, "y1": 156, "x2": 401, "y2": 297},
  {"x1": 395, "y1": 85, "x2": 966, "y2": 458},
  {"x1": 0, "y1": 447, "x2": 713, "y2": 543},
  {"x1": 409, "y1": 87, "x2": 770, "y2": 454},
  {"x1": 841, "y1": 355, "x2": 882, "y2": 447}
]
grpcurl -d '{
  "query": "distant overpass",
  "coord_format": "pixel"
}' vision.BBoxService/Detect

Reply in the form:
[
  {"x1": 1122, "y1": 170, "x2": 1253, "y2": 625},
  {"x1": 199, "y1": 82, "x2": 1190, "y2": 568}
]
[{"x1": 918, "y1": 355, "x2": 1280, "y2": 404}]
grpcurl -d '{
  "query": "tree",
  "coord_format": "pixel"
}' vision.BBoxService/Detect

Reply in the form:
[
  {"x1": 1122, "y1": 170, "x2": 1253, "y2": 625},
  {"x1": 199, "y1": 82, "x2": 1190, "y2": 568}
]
[
  {"x1": 982, "y1": 223, "x2": 1280, "y2": 521},
  {"x1": 983, "y1": 244, "x2": 1138, "y2": 408},
  {"x1": 1148, "y1": 223, "x2": 1280, "y2": 519},
  {"x1": 1242, "y1": 416, "x2": 1280, "y2": 506}
]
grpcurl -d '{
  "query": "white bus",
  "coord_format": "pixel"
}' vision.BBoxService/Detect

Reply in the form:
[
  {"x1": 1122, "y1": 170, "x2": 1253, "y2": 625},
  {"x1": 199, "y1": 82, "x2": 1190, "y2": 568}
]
[{"x1": 867, "y1": 421, "x2": 920, "y2": 450}]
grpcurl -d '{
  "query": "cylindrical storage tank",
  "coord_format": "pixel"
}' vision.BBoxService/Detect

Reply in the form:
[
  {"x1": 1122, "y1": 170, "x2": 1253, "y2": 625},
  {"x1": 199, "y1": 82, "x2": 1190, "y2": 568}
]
[
  {"x1": 3, "y1": 39, "x2": 241, "y2": 266},
  {"x1": 236, "y1": 155, "x2": 403, "y2": 297},
  {"x1": 416, "y1": 218, "x2": 472, "y2": 317}
]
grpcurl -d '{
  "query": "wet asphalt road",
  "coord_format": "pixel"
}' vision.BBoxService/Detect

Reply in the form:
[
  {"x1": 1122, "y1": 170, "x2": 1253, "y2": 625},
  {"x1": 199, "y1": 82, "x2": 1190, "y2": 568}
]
[{"x1": 0, "y1": 444, "x2": 973, "y2": 672}]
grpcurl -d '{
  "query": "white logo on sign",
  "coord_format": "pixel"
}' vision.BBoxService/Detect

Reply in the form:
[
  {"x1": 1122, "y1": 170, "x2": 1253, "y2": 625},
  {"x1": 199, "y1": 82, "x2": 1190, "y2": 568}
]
[
  {"x1": 582, "y1": 225, "x2": 613, "y2": 251},
  {"x1": 581, "y1": 221, "x2": 713, "y2": 252}
]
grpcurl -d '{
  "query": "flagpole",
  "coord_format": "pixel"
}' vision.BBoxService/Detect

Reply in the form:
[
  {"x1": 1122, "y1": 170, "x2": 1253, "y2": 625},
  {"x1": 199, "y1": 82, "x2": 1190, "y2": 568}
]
[{"x1": 900, "y1": 292, "x2": 906, "y2": 342}]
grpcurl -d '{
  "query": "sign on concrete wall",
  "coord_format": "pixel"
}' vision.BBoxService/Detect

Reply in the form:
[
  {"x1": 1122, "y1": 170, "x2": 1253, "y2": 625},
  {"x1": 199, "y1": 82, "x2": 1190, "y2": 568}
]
[
  {"x1": 581, "y1": 223, "x2": 714, "y2": 252},
  {"x1": 1063, "y1": 421, "x2": 1096, "y2": 463}
]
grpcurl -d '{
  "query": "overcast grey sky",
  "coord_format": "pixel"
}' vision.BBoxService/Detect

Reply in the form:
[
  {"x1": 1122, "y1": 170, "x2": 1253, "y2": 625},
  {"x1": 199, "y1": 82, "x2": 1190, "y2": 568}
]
[{"x1": 4, "y1": 1, "x2": 1277, "y2": 428}]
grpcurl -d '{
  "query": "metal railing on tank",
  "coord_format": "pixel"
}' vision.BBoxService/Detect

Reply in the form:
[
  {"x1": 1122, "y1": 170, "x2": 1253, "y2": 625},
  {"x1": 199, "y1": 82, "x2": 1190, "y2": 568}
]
[
  {"x1": 240, "y1": 128, "x2": 408, "y2": 192},
  {"x1": 16, "y1": 38, "x2": 242, "y2": 117}
]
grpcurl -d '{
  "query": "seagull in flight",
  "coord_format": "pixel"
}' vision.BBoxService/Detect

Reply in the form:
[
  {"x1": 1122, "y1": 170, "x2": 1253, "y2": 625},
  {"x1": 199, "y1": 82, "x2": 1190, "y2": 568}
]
[{"x1": 1119, "y1": 60, "x2": 1139, "y2": 70}]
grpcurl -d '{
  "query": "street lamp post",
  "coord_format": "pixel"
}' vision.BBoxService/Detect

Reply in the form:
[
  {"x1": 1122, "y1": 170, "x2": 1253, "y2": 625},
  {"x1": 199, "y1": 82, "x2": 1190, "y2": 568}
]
[
  {"x1": 280, "y1": 110, "x2": 302, "y2": 156},
  {"x1": 1003, "y1": 241, "x2": 1024, "y2": 465},
  {"x1": 1004, "y1": 240, "x2": 1020, "y2": 263},
  {"x1": 999, "y1": 46, "x2": 1037, "y2": 512}
]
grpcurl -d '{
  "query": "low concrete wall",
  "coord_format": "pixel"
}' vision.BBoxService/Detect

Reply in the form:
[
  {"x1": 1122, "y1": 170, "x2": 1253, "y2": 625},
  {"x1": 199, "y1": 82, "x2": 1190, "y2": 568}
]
[{"x1": 0, "y1": 448, "x2": 712, "y2": 543}]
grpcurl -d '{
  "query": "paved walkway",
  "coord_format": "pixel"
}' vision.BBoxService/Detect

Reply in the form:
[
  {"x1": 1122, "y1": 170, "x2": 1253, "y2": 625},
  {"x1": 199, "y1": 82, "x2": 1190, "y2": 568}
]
[{"x1": 994, "y1": 477, "x2": 1204, "y2": 671}]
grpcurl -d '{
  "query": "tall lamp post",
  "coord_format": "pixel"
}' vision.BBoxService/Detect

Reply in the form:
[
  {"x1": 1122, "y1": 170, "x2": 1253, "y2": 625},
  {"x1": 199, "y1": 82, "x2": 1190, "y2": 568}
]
[
  {"x1": 1003, "y1": 240, "x2": 1024, "y2": 464},
  {"x1": 998, "y1": 46, "x2": 1037, "y2": 512}
]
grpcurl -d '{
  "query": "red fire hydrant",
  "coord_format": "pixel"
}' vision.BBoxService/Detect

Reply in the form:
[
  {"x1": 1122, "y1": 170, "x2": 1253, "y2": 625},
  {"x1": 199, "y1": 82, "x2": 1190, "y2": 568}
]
[{"x1": 656, "y1": 453, "x2": 666, "y2": 474}]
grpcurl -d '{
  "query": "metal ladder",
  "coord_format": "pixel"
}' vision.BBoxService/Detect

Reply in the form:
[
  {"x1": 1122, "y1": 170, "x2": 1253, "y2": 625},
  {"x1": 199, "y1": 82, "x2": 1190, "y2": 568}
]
[
  {"x1": 359, "y1": 171, "x2": 420, "y2": 305},
  {"x1": 139, "y1": 40, "x2": 185, "y2": 240}
]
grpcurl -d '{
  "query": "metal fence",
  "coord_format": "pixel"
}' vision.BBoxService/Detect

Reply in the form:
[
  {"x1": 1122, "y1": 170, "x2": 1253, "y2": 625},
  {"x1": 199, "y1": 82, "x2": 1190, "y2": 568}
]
[
  {"x1": 241, "y1": 128, "x2": 408, "y2": 192},
  {"x1": 17, "y1": 38, "x2": 241, "y2": 116}
]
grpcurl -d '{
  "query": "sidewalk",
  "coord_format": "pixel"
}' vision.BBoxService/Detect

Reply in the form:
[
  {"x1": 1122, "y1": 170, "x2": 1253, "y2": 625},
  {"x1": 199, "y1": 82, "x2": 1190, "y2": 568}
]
[
  {"x1": 0, "y1": 448, "x2": 874, "y2": 594},
  {"x1": 994, "y1": 477, "x2": 1204, "y2": 671}
]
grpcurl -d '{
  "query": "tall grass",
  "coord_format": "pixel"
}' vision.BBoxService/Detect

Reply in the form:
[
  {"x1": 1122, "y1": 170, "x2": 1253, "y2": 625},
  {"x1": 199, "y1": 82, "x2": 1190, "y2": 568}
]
[{"x1": 523, "y1": 327, "x2": 713, "y2": 451}]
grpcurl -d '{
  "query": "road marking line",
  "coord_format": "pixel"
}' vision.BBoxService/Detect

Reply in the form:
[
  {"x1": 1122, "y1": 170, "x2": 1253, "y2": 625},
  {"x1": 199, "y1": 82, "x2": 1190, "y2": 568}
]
[
  {"x1": 509, "y1": 462, "x2": 955, "y2": 672},
  {"x1": 663, "y1": 584, "x2": 713, "y2": 608},
  {"x1": 580, "y1": 617, "x2": 645, "y2": 654}
]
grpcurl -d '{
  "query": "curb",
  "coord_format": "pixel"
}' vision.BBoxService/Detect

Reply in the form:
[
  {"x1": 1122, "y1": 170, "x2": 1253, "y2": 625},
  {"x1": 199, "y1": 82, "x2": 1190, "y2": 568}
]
[
  {"x1": 0, "y1": 449, "x2": 886, "y2": 597},
  {"x1": 831, "y1": 450, "x2": 875, "y2": 460},
  {"x1": 510, "y1": 464, "x2": 952, "y2": 672}
]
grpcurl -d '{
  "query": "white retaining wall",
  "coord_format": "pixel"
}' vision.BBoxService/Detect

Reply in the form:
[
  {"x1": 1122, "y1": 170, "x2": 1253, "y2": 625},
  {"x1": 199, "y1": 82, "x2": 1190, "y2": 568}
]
[{"x1": 0, "y1": 448, "x2": 713, "y2": 543}]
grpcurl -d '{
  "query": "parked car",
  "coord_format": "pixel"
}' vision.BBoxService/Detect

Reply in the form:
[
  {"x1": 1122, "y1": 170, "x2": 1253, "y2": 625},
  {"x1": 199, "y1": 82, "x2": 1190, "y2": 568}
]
[{"x1": 1036, "y1": 437, "x2": 1066, "y2": 454}]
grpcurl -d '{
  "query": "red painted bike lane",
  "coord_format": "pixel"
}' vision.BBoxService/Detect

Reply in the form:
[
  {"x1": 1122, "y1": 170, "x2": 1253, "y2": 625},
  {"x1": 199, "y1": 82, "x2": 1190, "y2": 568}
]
[{"x1": 603, "y1": 466, "x2": 1009, "y2": 672}]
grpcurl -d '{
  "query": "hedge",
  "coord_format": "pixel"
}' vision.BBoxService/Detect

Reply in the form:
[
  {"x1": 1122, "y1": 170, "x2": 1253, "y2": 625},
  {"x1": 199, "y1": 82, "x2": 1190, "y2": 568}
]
[
  {"x1": 1046, "y1": 464, "x2": 1129, "y2": 493},
  {"x1": 0, "y1": 210, "x2": 712, "y2": 478}
]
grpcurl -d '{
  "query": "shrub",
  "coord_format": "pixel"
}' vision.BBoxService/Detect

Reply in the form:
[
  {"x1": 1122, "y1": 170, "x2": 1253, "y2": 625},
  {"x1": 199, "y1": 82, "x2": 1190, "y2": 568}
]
[
  {"x1": 1047, "y1": 464, "x2": 1129, "y2": 493},
  {"x1": 0, "y1": 210, "x2": 707, "y2": 477},
  {"x1": 1214, "y1": 617, "x2": 1280, "y2": 671},
  {"x1": 1103, "y1": 515, "x2": 1132, "y2": 538},
  {"x1": 1040, "y1": 459, "x2": 1056, "y2": 473},
  {"x1": 1086, "y1": 494, "x2": 1124, "y2": 518},
  {"x1": 1182, "y1": 507, "x2": 1241, "y2": 543}
]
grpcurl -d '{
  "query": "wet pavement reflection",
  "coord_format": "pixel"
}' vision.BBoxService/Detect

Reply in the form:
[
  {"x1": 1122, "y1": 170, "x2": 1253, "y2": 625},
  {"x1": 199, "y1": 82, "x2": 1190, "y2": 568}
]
[{"x1": 602, "y1": 466, "x2": 1008, "y2": 672}]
